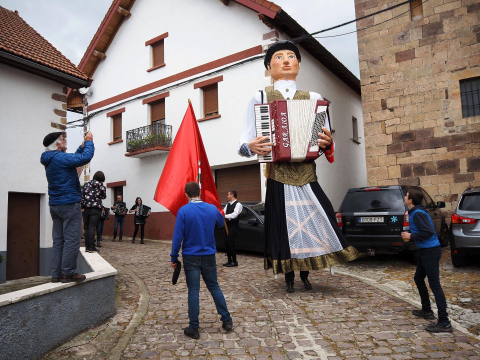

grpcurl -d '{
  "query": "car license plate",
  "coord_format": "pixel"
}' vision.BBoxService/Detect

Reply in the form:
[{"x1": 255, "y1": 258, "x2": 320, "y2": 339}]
[{"x1": 358, "y1": 217, "x2": 384, "y2": 223}]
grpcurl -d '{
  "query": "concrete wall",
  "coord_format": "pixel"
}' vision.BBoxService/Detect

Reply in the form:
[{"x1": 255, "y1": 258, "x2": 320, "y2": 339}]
[
  {"x1": 77, "y1": 0, "x2": 366, "y2": 238},
  {"x1": 0, "y1": 64, "x2": 67, "y2": 282},
  {"x1": 354, "y1": 0, "x2": 480, "y2": 214},
  {"x1": 0, "y1": 251, "x2": 116, "y2": 360}
]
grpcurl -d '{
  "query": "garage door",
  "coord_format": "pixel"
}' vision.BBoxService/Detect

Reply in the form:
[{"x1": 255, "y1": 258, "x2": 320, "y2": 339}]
[{"x1": 216, "y1": 164, "x2": 261, "y2": 202}]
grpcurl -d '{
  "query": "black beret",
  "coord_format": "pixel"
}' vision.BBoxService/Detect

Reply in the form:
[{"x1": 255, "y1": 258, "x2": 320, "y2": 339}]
[
  {"x1": 43, "y1": 132, "x2": 63, "y2": 147},
  {"x1": 264, "y1": 40, "x2": 301, "y2": 69}
]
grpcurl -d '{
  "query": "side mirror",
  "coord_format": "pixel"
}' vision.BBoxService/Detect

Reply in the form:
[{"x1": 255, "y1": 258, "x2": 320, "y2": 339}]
[
  {"x1": 437, "y1": 201, "x2": 445, "y2": 208},
  {"x1": 248, "y1": 218, "x2": 258, "y2": 225}
]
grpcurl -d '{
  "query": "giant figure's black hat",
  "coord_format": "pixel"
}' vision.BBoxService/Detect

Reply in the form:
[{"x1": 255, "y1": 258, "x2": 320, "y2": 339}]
[{"x1": 264, "y1": 40, "x2": 301, "y2": 69}]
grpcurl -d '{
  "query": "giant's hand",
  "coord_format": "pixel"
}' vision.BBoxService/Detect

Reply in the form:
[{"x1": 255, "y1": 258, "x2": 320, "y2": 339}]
[
  {"x1": 248, "y1": 136, "x2": 273, "y2": 155},
  {"x1": 317, "y1": 127, "x2": 332, "y2": 150}
]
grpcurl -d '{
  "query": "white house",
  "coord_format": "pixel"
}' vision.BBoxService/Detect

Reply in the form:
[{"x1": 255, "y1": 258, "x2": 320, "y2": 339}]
[
  {"x1": 67, "y1": 0, "x2": 367, "y2": 240},
  {"x1": 0, "y1": 6, "x2": 90, "y2": 283}
]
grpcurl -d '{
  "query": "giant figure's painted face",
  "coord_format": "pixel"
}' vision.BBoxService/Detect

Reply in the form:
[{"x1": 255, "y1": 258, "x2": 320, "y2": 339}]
[{"x1": 268, "y1": 50, "x2": 300, "y2": 81}]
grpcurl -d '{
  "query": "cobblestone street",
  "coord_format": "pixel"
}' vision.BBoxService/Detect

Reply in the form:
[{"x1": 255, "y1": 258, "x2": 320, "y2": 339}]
[{"x1": 44, "y1": 239, "x2": 480, "y2": 360}]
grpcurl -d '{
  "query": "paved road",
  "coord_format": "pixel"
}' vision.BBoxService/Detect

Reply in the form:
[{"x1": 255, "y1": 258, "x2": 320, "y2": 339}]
[{"x1": 43, "y1": 239, "x2": 480, "y2": 360}]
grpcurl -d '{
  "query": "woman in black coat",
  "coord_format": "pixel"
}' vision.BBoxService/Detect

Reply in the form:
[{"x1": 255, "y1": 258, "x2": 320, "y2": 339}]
[
  {"x1": 81, "y1": 171, "x2": 106, "y2": 252},
  {"x1": 129, "y1": 197, "x2": 151, "y2": 244}
]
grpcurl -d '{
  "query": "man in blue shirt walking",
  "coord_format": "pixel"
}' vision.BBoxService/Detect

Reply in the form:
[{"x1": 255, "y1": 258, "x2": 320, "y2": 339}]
[
  {"x1": 170, "y1": 181, "x2": 233, "y2": 339},
  {"x1": 401, "y1": 187, "x2": 452, "y2": 333}
]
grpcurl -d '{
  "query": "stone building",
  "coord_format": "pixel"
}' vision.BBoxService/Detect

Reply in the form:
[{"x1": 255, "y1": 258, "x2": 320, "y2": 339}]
[{"x1": 354, "y1": 0, "x2": 480, "y2": 213}]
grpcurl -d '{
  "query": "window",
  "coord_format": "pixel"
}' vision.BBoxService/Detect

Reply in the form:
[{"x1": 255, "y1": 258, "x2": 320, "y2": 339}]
[
  {"x1": 113, "y1": 186, "x2": 123, "y2": 200},
  {"x1": 203, "y1": 83, "x2": 219, "y2": 117},
  {"x1": 145, "y1": 32, "x2": 168, "y2": 72},
  {"x1": 410, "y1": 0, "x2": 423, "y2": 21},
  {"x1": 150, "y1": 99, "x2": 165, "y2": 134},
  {"x1": 112, "y1": 114, "x2": 122, "y2": 141},
  {"x1": 352, "y1": 116, "x2": 360, "y2": 144},
  {"x1": 152, "y1": 40, "x2": 164, "y2": 67},
  {"x1": 460, "y1": 77, "x2": 480, "y2": 118}
]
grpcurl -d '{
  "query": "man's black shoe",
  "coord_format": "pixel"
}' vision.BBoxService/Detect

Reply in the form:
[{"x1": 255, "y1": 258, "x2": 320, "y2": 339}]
[
  {"x1": 90, "y1": 247, "x2": 100, "y2": 252},
  {"x1": 140, "y1": 239, "x2": 145, "y2": 244},
  {"x1": 426, "y1": 321, "x2": 453, "y2": 333},
  {"x1": 286, "y1": 282, "x2": 294, "y2": 293},
  {"x1": 132, "y1": 239, "x2": 135, "y2": 244},
  {"x1": 223, "y1": 262, "x2": 232, "y2": 267},
  {"x1": 412, "y1": 309, "x2": 435, "y2": 320},
  {"x1": 183, "y1": 327, "x2": 200, "y2": 339},
  {"x1": 302, "y1": 278, "x2": 313, "y2": 290},
  {"x1": 225, "y1": 262, "x2": 238, "y2": 267},
  {"x1": 97, "y1": 242, "x2": 102, "y2": 247},
  {"x1": 222, "y1": 319, "x2": 233, "y2": 332}
]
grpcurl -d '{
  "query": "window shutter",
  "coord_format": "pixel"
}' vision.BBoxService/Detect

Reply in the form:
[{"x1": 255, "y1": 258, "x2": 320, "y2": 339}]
[
  {"x1": 113, "y1": 114, "x2": 122, "y2": 140},
  {"x1": 151, "y1": 99, "x2": 165, "y2": 123},
  {"x1": 410, "y1": 0, "x2": 423, "y2": 20},
  {"x1": 203, "y1": 84, "x2": 218, "y2": 117},
  {"x1": 152, "y1": 40, "x2": 164, "y2": 67}
]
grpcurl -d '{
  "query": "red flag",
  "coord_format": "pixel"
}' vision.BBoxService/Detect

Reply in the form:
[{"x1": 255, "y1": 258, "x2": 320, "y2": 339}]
[{"x1": 154, "y1": 102, "x2": 223, "y2": 216}]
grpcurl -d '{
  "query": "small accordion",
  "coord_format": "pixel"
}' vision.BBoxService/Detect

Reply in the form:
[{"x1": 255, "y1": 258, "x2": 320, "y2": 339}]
[
  {"x1": 255, "y1": 99, "x2": 329, "y2": 163},
  {"x1": 138, "y1": 204, "x2": 151, "y2": 217},
  {"x1": 101, "y1": 207, "x2": 110, "y2": 220},
  {"x1": 115, "y1": 205, "x2": 126, "y2": 216}
]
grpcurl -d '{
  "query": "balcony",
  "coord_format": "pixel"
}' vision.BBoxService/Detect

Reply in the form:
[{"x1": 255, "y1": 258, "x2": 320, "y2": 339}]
[{"x1": 125, "y1": 123, "x2": 173, "y2": 158}]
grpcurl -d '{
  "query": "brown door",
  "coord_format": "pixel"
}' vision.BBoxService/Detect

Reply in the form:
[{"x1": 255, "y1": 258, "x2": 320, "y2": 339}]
[
  {"x1": 7, "y1": 192, "x2": 40, "y2": 280},
  {"x1": 216, "y1": 164, "x2": 261, "y2": 202}
]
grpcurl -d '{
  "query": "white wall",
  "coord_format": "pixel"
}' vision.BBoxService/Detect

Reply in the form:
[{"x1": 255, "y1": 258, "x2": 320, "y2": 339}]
[
  {"x1": 85, "y1": 0, "x2": 366, "y2": 213},
  {"x1": 0, "y1": 64, "x2": 62, "y2": 251}
]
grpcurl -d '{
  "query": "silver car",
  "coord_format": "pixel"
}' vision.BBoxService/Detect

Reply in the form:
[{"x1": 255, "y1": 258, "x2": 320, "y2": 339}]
[{"x1": 449, "y1": 187, "x2": 480, "y2": 267}]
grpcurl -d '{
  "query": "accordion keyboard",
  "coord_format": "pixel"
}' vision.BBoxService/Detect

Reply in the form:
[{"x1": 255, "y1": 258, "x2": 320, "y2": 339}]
[{"x1": 255, "y1": 105, "x2": 273, "y2": 162}]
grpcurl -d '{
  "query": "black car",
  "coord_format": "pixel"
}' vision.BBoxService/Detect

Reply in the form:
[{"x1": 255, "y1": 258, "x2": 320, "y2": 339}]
[
  {"x1": 214, "y1": 202, "x2": 265, "y2": 253},
  {"x1": 337, "y1": 185, "x2": 448, "y2": 258}
]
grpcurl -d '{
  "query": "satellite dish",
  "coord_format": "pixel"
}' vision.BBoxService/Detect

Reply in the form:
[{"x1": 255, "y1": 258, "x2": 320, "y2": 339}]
[{"x1": 78, "y1": 87, "x2": 90, "y2": 95}]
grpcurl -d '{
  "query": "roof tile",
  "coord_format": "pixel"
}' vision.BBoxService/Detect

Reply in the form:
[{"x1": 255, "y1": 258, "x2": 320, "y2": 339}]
[{"x1": 0, "y1": 6, "x2": 89, "y2": 81}]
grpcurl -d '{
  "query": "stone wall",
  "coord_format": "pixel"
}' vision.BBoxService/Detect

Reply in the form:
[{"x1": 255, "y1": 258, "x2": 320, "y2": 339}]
[{"x1": 355, "y1": 0, "x2": 480, "y2": 213}]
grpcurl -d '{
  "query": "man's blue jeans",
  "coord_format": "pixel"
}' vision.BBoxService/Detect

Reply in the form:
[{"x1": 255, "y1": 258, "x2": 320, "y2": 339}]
[
  {"x1": 113, "y1": 216, "x2": 125, "y2": 240},
  {"x1": 414, "y1": 246, "x2": 449, "y2": 323},
  {"x1": 183, "y1": 254, "x2": 231, "y2": 329},
  {"x1": 96, "y1": 218, "x2": 104, "y2": 242},
  {"x1": 50, "y1": 203, "x2": 82, "y2": 277}
]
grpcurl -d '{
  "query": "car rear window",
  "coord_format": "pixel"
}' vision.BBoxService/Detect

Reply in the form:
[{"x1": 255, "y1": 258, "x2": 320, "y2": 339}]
[
  {"x1": 459, "y1": 194, "x2": 480, "y2": 211},
  {"x1": 341, "y1": 189, "x2": 405, "y2": 212}
]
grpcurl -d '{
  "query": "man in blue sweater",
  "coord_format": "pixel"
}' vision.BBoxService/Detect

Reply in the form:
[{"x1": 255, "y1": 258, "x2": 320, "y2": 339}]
[
  {"x1": 41, "y1": 131, "x2": 94, "y2": 283},
  {"x1": 170, "y1": 181, "x2": 233, "y2": 339},
  {"x1": 401, "y1": 187, "x2": 452, "y2": 333}
]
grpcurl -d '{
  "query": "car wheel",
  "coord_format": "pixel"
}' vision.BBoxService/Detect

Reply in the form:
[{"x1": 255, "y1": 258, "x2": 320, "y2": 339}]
[
  {"x1": 439, "y1": 220, "x2": 449, "y2": 248},
  {"x1": 451, "y1": 248, "x2": 467, "y2": 267}
]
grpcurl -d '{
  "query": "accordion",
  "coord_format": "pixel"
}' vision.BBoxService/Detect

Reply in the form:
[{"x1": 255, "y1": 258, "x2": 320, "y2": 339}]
[
  {"x1": 255, "y1": 99, "x2": 329, "y2": 163},
  {"x1": 114, "y1": 205, "x2": 127, "y2": 216},
  {"x1": 101, "y1": 207, "x2": 110, "y2": 220},
  {"x1": 138, "y1": 204, "x2": 151, "y2": 217}
]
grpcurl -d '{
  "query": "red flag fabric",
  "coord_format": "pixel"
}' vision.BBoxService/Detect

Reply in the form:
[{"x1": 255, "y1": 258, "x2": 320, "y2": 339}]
[{"x1": 154, "y1": 102, "x2": 223, "y2": 216}]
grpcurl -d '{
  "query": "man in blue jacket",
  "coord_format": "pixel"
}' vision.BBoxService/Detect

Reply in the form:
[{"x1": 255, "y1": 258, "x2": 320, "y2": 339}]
[
  {"x1": 401, "y1": 187, "x2": 452, "y2": 333},
  {"x1": 40, "y1": 131, "x2": 95, "y2": 283},
  {"x1": 170, "y1": 182, "x2": 233, "y2": 339}
]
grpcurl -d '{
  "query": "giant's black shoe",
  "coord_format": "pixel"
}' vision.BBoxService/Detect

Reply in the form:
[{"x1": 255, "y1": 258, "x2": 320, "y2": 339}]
[
  {"x1": 225, "y1": 262, "x2": 238, "y2": 267},
  {"x1": 286, "y1": 282, "x2": 294, "y2": 293},
  {"x1": 302, "y1": 278, "x2": 312, "y2": 290},
  {"x1": 184, "y1": 327, "x2": 200, "y2": 339}
]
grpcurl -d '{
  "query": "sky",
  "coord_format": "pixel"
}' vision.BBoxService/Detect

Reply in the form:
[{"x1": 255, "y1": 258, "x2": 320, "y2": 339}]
[{"x1": 0, "y1": 0, "x2": 360, "y2": 149}]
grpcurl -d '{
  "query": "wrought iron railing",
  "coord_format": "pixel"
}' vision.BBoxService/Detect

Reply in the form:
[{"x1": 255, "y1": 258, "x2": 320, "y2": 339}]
[{"x1": 126, "y1": 123, "x2": 173, "y2": 153}]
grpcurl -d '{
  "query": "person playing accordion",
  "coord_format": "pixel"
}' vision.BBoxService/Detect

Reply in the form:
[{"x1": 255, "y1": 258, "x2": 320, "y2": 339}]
[
  {"x1": 238, "y1": 40, "x2": 359, "y2": 293},
  {"x1": 129, "y1": 197, "x2": 151, "y2": 244}
]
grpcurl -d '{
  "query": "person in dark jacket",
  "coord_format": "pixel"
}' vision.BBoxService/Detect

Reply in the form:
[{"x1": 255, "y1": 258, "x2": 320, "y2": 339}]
[
  {"x1": 170, "y1": 182, "x2": 233, "y2": 339},
  {"x1": 129, "y1": 197, "x2": 151, "y2": 244},
  {"x1": 111, "y1": 195, "x2": 127, "y2": 241},
  {"x1": 223, "y1": 190, "x2": 242, "y2": 267},
  {"x1": 81, "y1": 171, "x2": 106, "y2": 253},
  {"x1": 40, "y1": 131, "x2": 94, "y2": 283},
  {"x1": 401, "y1": 188, "x2": 452, "y2": 333}
]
